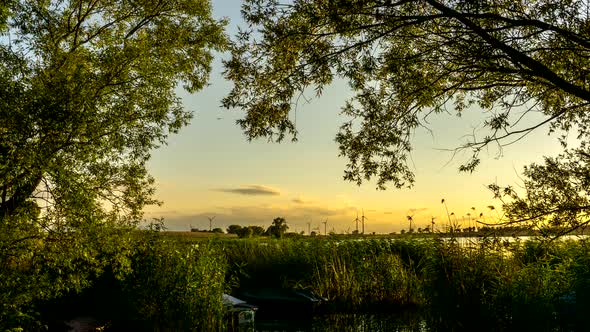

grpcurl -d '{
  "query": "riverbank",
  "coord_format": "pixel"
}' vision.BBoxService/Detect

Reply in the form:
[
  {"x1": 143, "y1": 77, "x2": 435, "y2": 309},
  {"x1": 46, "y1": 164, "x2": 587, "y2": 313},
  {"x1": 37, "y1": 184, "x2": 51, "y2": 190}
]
[{"x1": 38, "y1": 232, "x2": 590, "y2": 331}]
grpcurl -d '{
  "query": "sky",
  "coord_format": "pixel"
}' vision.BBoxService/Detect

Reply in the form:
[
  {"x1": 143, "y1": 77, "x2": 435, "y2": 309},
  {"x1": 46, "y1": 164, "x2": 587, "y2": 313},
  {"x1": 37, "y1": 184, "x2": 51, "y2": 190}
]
[{"x1": 143, "y1": 1, "x2": 567, "y2": 234}]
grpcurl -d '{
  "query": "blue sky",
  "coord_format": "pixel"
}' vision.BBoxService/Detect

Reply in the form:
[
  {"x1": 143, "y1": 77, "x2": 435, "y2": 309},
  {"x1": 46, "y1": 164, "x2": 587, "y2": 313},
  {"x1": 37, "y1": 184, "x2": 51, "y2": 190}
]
[{"x1": 144, "y1": 1, "x2": 566, "y2": 234}]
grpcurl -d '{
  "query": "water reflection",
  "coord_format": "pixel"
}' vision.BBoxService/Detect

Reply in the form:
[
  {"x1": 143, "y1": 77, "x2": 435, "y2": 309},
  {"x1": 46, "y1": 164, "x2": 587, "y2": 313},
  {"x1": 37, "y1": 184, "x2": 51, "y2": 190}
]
[
  {"x1": 255, "y1": 312, "x2": 429, "y2": 332},
  {"x1": 451, "y1": 234, "x2": 586, "y2": 244},
  {"x1": 252, "y1": 311, "x2": 574, "y2": 332}
]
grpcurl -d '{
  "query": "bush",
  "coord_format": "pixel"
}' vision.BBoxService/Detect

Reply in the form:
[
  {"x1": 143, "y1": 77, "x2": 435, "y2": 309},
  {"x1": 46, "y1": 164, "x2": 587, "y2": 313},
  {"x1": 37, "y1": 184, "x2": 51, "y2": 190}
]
[{"x1": 0, "y1": 212, "x2": 136, "y2": 331}]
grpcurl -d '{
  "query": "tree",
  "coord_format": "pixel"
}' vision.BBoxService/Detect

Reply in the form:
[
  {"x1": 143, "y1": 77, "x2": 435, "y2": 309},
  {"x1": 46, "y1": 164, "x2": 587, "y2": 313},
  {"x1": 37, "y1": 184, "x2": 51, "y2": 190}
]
[
  {"x1": 240, "y1": 227, "x2": 254, "y2": 238},
  {"x1": 490, "y1": 143, "x2": 590, "y2": 238},
  {"x1": 227, "y1": 224, "x2": 243, "y2": 235},
  {"x1": 248, "y1": 225, "x2": 266, "y2": 236},
  {"x1": 266, "y1": 217, "x2": 289, "y2": 238},
  {"x1": 226, "y1": 225, "x2": 266, "y2": 238},
  {"x1": 0, "y1": 0, "x2": 226, "y2": 328},
  {"x1": 223, "y1": 0, "x2": 590, "y2": 190}
]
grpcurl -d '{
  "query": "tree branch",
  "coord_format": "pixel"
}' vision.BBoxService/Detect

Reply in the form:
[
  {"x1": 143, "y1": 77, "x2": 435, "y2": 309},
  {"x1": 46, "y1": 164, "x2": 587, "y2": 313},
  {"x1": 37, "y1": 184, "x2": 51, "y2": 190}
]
[{"x1": 426, "y1": 0, "x2": 590, "y2": 103}]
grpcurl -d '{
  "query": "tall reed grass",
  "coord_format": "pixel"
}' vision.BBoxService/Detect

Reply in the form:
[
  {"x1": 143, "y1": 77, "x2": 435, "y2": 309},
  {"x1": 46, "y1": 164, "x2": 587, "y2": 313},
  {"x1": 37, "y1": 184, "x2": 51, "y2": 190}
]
[
  {"x1": 418, "y1": 237, "x2": 590, "y2": 330},
  {"x1": 218, "y1": 236, "x2": 590, "y2": 329},
  {"x1": 119, "y1": 231, "x2": 227, "y2": 331},
  {"x1": 53, "y1": 234, "x2": 590, "y2": 330},
  {"x1": 221, "y1": 238, "x2": 424, "y2": 310}
]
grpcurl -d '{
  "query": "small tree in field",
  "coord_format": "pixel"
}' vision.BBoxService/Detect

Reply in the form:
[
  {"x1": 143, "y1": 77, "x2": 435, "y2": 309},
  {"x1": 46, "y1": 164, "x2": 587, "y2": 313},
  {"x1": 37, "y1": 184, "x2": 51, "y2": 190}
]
[
  {"x1": 227, "y1": 225, "x2": 243, "y2": 235},
  {"x1": 266, "y1": 217, "x2": 288, "y2": 238}
]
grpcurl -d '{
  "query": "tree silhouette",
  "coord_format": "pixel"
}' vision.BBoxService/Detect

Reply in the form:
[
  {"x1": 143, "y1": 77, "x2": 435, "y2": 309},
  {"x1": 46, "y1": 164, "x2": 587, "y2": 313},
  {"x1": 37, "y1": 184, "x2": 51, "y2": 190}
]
[
  {"x1": 227, "y1": 225, "x2": 243, "y2": 235},
  {"x1": 266, "y1": 217, "x2": 288, "y2": 238},
  {"x1": 224, "y1": 0, "x2": 590, "y2": 189},
  {"x1": 490, "y1": 146, "x2": 590, "y2": 237}
]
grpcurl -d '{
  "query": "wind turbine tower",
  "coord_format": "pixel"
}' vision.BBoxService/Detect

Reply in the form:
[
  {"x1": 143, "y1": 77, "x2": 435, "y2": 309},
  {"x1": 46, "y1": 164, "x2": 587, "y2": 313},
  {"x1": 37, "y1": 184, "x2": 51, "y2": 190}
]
[
  {"x1": 362, "y1": 209, "x2": 368, "y2": 234},
  {"x1": 206, "y1": 215, "x2": 216, "y2": 231}
]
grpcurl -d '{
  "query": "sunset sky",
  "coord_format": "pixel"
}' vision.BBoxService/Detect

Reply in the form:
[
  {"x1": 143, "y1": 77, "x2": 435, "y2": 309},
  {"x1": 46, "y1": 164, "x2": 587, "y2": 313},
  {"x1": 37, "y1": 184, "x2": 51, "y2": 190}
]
[{"x1": 144, "y1": 1, "x2": 566, "y2": 234}]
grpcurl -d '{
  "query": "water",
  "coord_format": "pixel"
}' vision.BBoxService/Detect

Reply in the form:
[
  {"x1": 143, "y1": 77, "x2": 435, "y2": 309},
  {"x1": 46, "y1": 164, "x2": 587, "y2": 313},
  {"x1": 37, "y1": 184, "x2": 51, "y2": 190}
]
[
  {"x1": 252, "y1": 312, "x2": 572, "y2": 332},
  {"x1": 254, "y1": 312, "x2": 429, "y2": 332},
  {"x1": 429, "y1": 234, "x2": 587, "y2": 247}
]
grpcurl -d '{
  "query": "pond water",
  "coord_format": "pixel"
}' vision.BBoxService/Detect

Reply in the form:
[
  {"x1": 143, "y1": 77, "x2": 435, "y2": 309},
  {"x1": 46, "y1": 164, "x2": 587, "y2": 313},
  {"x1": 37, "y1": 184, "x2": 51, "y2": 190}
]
[
  {"x1": 439, "y1": 234, "x2": 588, "y2": 247},
  {"x1": 251, "y1": 310, "x2": 572, "y2": 332},
  {"x1": 253, "y1": 312, "x2": 429, "y2": 332}
]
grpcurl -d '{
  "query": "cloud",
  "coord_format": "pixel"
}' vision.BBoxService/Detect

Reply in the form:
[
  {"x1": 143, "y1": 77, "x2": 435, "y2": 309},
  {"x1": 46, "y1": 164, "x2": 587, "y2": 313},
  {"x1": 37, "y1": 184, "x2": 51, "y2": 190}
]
[
  {"x1": 408, "y1": 207, "x2": 429, "y2": 214},
  {"x1": 215, "y1": 185, "x2": 280, "y2": 196},
  {"x1": 292, "y1": 195, "x2": 314, "y2": 204},
  {"x1": 292, "y1": 197, "x2": 305, "y2": 204}
]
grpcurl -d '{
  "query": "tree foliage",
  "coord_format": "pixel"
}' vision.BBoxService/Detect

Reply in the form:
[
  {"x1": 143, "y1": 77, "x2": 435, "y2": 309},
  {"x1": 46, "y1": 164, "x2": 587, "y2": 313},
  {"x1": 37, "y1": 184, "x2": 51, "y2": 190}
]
[
  {"x1": 490, "y1": 143, "x2": 590, "y2": 237},
  {"x1": 223, "y1": 0, "x2": 590, "y2": 189},
  {"x1": 0, "y1": 0, "x2": 226, "y2": 327},
  {"x1": 227, "y1": 224, "x2": 266, "y2": 237},
  {"x1": 266, "y1": 217, "x2": 288, "y2": 238},
  {"x1": 247, "y1": 225, "x2": 266, "y2": 237},
  {"x1": 227, "y1": 224, "x2": 243, "y2": 235}
]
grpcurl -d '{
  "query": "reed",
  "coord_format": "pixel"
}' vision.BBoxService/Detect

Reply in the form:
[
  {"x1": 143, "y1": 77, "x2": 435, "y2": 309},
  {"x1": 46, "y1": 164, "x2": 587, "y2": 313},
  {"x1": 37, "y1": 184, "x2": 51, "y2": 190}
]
[
  {"x1": 220, "y1": 238, "x2": 424, "y2": 310},
  {"x1": 52, "y1": 234, "x2": 590, "y2": 330},
  {"x1": 419, "y1": 237, "x2": 590, "y2": 329},
  {"x1": 218, "y1": 236, "x2": 590, "y2": 328},
  {"x1": 120, "y1": 231, "x2": 227, "y2": 331}
]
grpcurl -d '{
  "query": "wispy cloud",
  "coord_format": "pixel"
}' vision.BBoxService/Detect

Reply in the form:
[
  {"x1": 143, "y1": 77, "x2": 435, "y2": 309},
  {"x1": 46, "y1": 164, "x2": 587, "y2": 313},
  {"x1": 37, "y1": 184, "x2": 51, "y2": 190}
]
[
  {"x1": 214, "y1": 185, "x2": 280, "y2": 196},
  {"x1": 292, "y1": 195, "x2": 314, "y2": 204},
  {"x1": 408, "y1": 208, "x2": 429, "y2": 214}
]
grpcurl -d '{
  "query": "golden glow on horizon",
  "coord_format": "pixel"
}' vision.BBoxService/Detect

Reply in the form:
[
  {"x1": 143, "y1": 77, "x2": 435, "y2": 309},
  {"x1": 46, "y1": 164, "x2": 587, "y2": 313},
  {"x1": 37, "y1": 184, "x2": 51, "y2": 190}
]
[{"x1": 144, "y1": 178, "x2": 505, "y2": 234}]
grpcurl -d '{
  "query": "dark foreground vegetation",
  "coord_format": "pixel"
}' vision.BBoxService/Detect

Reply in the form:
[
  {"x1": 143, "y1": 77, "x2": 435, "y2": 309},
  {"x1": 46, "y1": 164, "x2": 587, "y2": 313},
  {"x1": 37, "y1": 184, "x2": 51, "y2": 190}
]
[{"x1": 19, "y1": 231, "x2": 590, "y2": 331}]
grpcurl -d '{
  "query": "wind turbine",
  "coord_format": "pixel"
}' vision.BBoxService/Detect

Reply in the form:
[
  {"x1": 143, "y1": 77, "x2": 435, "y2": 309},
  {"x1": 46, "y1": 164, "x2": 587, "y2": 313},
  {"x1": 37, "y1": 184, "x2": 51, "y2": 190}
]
[
  {"x1": 361, "y1": 209, "x2": 368, "y2": 234},
  {"x1": 406, "y1": 215, "x2": 414, "y2": 233},
  {"x1": 353, "y1": 211, "x2": 360, "y2": 234},
  {"x1": 206, "y1": 215, "x2": 216, "y2": 231},
  {"x1": 312, "y1": 224, "x2": 320, "y2": 235},
  {"x1": 322, "y1": 218, "x2": 328, "y2": 236}
]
